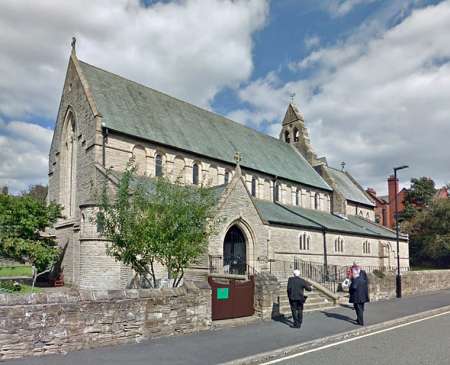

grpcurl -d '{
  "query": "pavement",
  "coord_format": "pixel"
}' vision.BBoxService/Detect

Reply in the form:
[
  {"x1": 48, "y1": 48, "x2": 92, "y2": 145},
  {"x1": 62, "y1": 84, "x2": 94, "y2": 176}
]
[{"x1": 4, "y1": 289, "x2": 450, "y2": 365}]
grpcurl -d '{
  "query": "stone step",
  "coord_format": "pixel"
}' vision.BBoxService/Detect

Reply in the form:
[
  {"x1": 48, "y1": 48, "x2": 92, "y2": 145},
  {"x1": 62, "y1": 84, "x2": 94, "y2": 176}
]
[
  {"x1": 278, "y1": 297, "x2": 329, "y2": 306},
  {"x1": 278, "y1": 301, "x2": 335, "y2": 313}
]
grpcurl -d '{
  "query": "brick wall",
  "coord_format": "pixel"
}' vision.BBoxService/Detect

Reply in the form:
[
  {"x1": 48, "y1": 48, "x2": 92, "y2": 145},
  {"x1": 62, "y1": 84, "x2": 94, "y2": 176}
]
[
  {"x1": 369, "y1": 270, "x2": 450, "y2": 301},
  {"x1": 0, "y1": 282, "x2": 211, "y2": 361}
]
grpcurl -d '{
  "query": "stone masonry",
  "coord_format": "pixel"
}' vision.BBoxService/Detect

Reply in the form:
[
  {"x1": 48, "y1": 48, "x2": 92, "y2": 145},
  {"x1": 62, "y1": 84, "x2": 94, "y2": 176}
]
[
  {"x1": 368, "y1": 269, "x2": 450, "y2": 301},
  {"x1": 0, "y1": 281, "x2": 211, "y2": 361}
]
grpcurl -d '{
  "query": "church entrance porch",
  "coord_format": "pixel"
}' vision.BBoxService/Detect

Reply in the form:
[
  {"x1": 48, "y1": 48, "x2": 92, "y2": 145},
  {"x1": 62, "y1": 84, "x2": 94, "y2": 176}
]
[{"x1": 223, "y1": 225, "x2": 247, "y2": 275}]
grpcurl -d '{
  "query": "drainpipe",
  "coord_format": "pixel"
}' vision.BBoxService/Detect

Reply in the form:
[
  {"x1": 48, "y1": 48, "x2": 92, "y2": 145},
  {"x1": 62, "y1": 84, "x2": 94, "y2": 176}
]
[
  {"x1": 322, "y1": 228, "x2": 329, "y2": 280},
  {"x1": 101, "y1": 122, "x2": 108, "y2": 168}
]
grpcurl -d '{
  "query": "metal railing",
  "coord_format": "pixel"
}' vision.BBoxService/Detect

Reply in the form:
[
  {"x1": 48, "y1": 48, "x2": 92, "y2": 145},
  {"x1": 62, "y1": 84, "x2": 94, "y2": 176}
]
[
  {"x1": 270, "y1": 257, "x2": 410, "y2": 293},
  {"x1": 209, "y1": 255, "x2": 256, "y2": 276}
]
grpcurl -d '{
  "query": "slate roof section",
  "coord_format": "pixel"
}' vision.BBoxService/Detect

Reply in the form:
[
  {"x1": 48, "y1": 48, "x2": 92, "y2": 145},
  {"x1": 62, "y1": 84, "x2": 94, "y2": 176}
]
[
  {"x1": 327, "y1": 167, "x2": 374, "y2": 207},
  {"x1": 253, "y1": 200, "x2": 322, "y2": 229},
  {"x1": 254, "y1": 199, "x2": 404, "y2": 240},
  {"x1": 79, "y1": 61, "x2": 331, "y2": 191}
]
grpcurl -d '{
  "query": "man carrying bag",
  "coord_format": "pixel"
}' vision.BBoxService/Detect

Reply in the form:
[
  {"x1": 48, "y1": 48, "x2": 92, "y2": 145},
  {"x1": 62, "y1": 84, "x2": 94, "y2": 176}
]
[{"x1": 287, "y1": 269, "x2": 312, "y2": 329}]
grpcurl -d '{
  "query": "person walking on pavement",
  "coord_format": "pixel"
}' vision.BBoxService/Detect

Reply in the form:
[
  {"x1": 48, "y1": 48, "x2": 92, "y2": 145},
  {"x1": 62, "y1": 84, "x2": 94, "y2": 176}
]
[
  {"x1": 349, "y1": 265, "x2": 369, "y2": 325},
  {"x1": 287, "y1": 269, "x2": 312, "y2": 328}
]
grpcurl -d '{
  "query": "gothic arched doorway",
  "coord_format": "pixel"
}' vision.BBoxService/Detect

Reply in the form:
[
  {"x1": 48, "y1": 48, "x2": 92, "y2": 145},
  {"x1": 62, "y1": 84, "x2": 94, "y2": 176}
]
[{"x1": 223, "y1": 225, "x2": 247, "y2": 275}]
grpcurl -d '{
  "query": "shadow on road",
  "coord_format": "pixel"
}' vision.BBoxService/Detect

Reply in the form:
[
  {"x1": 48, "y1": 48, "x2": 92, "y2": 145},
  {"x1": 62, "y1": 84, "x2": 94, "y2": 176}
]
[
  {"x1": 272, "y1": 314, "x2": 294, "y2": 327},
  {"x1": 321, "y1": 311, "x2": 356, "y2": 324}
]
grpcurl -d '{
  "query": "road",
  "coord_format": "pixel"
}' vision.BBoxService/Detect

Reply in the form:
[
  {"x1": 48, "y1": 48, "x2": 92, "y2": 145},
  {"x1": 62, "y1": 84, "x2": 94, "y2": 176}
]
[{"x1": 263, "y1": 311, "x2": 450, "y2": 365}]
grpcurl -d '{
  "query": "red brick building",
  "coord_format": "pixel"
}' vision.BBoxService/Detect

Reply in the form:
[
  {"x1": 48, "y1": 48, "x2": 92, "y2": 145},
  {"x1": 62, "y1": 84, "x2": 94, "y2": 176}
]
[{"x1": 367, "y1": 177, "x2": 448, "y2": 228}]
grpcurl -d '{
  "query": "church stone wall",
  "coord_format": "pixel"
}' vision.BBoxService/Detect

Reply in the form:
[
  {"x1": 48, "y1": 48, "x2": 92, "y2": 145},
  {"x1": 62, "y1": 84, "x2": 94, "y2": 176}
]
[
  {"x1": 346, "y1": 202, "x2": 375, "y2": 221},
  {"x1": 267, "y1": 225, "x2": 409, "y2": 273},
  {"x1": 103, "y1": 132, "x2": 331, "y2": 211},
  {"x1": 48, "y1": 57, "x2": 103, "y2": 287},
  {"x1": 208, "y1": 176, "x2": 269, "y2": 273}
]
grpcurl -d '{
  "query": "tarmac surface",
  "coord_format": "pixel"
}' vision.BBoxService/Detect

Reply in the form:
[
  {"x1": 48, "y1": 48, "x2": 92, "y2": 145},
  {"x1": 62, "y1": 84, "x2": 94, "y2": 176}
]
[
  {"x1": 4, "y1": 289, "x2": 450, "y2": 365},
  {"x1": 270, "y1": 311, "x2": 450, "y2": 365}
]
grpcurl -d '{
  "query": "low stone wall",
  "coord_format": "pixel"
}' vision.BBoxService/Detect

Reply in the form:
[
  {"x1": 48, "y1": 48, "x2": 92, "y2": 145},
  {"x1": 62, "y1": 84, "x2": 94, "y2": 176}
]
[
  {"x1": 369, "y1": 270, "x2": 450, "y2": 301},
  {"x1": 0, "y1": 281, "x2": 211, "y2": 361}
]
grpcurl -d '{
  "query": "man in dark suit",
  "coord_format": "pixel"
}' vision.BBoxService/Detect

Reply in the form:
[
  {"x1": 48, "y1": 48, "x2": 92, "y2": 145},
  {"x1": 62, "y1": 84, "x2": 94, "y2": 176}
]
[
  {"x1": 287, "y1": 269, "x2": 312, "y2": 328},
  {"x1": 349, "y1": 266, "x2": 370, "y2": 325}
]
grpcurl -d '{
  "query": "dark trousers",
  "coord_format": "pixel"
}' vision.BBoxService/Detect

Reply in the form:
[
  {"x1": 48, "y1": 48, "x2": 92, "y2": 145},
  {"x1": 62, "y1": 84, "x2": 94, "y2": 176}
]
[
  {"x1": 354, "y1": 303, "x2": 365, "y2": 325},
  {"x1": 289, "y1": 300, "x2": 304, "y2": 327}
]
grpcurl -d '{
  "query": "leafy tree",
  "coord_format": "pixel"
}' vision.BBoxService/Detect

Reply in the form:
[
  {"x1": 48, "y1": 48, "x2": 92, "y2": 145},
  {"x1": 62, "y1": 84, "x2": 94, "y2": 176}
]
[
  {"x1": 22, "y1": 184, "x2": 48, "y2": 204},
  {"x1": 98, "y1": 162, "x2": 218, "y2": 287},
  {"x1": 0, "y1": 194, "x2": 62, "y2": 284},
  {"x1": 400, "y1": 177, "x2": 436, "y2": 222},
  {"x1": 0, "y1": 186, "x2": 8, "y2": 195},
  {"x1": 403, "y1": 198, "x2": 450, "y2": 268}
]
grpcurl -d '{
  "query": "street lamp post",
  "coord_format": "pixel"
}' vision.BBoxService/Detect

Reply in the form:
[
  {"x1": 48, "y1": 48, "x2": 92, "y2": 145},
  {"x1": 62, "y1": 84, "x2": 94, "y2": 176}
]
[{"x1": 394, "y1": 165, "x2": 408, "y2": 298}]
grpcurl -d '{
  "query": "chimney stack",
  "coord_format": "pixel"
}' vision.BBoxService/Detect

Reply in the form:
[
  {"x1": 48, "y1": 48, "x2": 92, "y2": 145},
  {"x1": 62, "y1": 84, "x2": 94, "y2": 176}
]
[{"x1": 388, "y1": 175, "x2": 398, "y2": 204}]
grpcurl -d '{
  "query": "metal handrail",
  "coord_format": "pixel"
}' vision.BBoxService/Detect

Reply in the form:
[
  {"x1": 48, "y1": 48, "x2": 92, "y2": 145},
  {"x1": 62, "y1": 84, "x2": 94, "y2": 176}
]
[{"x1": 270, "y1": 257, "x2": 410, "y2": 293}]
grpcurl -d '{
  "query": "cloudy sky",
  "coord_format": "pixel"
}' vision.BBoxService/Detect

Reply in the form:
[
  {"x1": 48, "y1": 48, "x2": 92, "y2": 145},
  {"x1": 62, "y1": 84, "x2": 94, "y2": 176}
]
[{"x1": 1, "y1": 0, "x2": 449, "y2": 194}]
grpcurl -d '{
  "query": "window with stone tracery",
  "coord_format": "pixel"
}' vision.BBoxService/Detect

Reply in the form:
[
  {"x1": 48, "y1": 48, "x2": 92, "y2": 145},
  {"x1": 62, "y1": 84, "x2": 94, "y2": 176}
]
[{"x1": 60, "y1": 110, "x2": 77, "y2": 218}]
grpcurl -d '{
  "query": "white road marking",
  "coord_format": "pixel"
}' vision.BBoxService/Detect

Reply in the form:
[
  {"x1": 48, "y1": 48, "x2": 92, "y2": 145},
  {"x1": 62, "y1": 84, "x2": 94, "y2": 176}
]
[{"x1": 260, "y1": 310, "x2": 450, "y2": 365}]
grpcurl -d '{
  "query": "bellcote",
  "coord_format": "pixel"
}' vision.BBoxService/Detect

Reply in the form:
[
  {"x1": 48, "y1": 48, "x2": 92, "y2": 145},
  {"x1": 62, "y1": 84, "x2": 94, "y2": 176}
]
[{"x1": 279, "y1": 103, "x2": 318, "y2": 165}]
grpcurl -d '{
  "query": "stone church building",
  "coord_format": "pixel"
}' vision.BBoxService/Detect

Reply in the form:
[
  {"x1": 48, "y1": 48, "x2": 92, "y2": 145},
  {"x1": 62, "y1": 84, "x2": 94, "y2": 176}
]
[{"x1": 48, "y1": 49, "x2": 409, "y2": 290}]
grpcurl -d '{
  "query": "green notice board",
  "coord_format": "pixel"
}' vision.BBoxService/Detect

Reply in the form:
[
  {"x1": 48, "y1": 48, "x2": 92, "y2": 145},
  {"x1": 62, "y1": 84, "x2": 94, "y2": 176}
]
[{"x1": 217, "y1": 287, "x2": 229, "y2": 300}]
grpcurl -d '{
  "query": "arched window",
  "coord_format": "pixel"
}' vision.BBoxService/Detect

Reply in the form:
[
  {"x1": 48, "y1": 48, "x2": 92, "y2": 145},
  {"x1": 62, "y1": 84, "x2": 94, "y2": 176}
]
[
  {"x1": 335, "y1": 237, "x2": 344, "y2": 252},
  {"x1": 299, "y1": 233, "x2": 310, "y2": 251},
  {"x1": 192, "y1": 163, "x2": 199, "y2": 185},
  {"x1": 274, "y1": 182, "x2": 280, "y2": 202},
  {"x1": 60, "y1": 110, "x2": 77, "y2": 218},
  {"x1": 224, "y1": 171, "x2": 230, "y2": 184},
  {"x1": 295, "y1": 189, "x2": 300, "y2": 206},
  {"x1": 293, "y1": 128, "x2": 300, "y2": 142},
  {"x1": 251, "y1": 177, "x2": 257, "y2": 197},
  {"x1": 314, "y1": 193, "x2": 320, "y2": 210},
  {"x1": 284, "y1": 130, "x2": 290, "y2": 143},
  {"x1": 366, "y1": 212, "x2": 370, "y2": 220},
  {"x1": 363, "y1": 240, "x2": 371, "y2": 254},
  {"x1": 155, "y1": 154, "x2": 163, "y2": 177}
]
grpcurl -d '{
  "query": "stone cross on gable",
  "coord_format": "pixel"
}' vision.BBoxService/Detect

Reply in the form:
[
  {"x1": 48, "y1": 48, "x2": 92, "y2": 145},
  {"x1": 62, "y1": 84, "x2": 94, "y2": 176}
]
[
  {"x1": 234, "y1": 151, "x2": 242, "y2": 165},
  {"x1": 71, "y1": 37, "x2": 77, "y2": 55},
  {"x1": 290, "y1": 92, "x2": 296, "y2": 104}
]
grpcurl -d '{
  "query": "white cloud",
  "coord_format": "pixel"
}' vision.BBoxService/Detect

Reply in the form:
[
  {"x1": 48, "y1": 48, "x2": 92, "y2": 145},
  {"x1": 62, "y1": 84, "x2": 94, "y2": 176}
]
[
  {"x1": 229, "y1": 1, "x2": 450, "y2": 194},
  {"x1": 0, "y1": 120, "x2": 53, "y2": 193},
  {"x1": 326, "y1": 0, "x2": 379, "y2": 17},
  {"x1": 0, "y1": 0, "x2": 268, "y2": 118},
  {"x1": 304, "y1": 35, "x2": 320, "y2": 49},
  {"x1": 0, "y1": 0, "x2": 269, "y2": 191}
]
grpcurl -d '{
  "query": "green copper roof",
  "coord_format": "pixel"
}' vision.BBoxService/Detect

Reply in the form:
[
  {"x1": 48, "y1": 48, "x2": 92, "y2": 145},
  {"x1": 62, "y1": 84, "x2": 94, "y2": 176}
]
[
  {"x1": 327, "y1": 167, "x2": 374, "y2": 206},
  {"x1": 79, "y1": 61, "x2": 331, "y2": 191},
  {"x1": 254, "y1": 200, "x2": 322, "y2": 229},
  {"x1": 254, "y1": 199, "x2": 403, "y2": 240}
]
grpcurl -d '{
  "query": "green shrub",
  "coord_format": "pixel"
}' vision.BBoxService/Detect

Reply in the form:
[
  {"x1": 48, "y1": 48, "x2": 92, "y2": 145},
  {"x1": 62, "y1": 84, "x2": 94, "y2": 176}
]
[{"x1": 0, "y1": 280, "x2": 21, "y2": 293}]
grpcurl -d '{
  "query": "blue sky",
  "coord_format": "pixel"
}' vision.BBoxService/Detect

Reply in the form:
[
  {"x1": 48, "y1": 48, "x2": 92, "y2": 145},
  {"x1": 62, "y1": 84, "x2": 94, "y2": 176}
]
[{"x1": 1, "y1": 0, "x2": 450, "y2": 193}]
